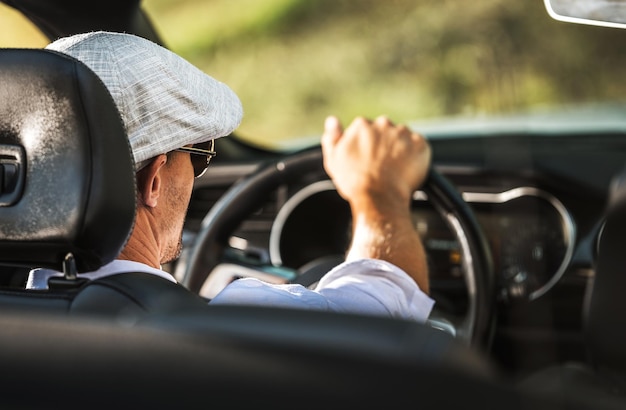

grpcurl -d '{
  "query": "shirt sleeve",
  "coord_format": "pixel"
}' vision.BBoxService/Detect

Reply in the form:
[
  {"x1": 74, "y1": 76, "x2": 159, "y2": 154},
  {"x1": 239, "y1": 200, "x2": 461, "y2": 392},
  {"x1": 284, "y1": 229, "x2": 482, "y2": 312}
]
[{"x1": 209, "y1": 258, "x2": 434, "y2": 323}]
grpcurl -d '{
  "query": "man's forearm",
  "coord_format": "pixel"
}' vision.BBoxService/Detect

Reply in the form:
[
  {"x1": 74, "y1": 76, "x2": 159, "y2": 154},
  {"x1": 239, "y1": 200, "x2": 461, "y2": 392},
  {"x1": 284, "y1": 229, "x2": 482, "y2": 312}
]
[{"x1": 346, "y1": 199, "x2": 429, "y2": 293}]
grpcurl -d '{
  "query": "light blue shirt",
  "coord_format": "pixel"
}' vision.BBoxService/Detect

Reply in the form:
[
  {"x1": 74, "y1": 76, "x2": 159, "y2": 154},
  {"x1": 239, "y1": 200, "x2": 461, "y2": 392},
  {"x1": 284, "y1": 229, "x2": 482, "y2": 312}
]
[{"x1": 27, "y1": 258, "x2": 434, "y2": 323}]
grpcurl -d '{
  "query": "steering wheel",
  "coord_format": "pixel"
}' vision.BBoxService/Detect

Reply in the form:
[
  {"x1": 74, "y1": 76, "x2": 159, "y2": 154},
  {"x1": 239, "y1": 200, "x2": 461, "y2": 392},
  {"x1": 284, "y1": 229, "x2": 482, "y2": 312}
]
[{"x1": 179, "y1": 146, "x2": 495, "y2": 349}]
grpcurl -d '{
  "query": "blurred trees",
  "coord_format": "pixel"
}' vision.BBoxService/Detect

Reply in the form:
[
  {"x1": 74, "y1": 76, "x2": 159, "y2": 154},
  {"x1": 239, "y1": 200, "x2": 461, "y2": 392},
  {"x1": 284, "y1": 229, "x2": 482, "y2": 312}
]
[{"x1": 3, "y1": 0, "x2": 624, "y2": 146}]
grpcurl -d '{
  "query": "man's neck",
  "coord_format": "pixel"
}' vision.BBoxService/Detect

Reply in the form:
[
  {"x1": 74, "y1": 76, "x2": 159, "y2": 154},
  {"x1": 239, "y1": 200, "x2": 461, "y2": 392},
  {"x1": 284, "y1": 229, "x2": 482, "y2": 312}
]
[{"x1": 118, "y1": 208, "x2": 161, "y2": 269}]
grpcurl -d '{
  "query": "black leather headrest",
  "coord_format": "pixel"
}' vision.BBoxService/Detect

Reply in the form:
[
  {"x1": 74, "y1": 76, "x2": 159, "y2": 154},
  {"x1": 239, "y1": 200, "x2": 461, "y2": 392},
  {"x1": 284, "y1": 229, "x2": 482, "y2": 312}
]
[{"x1": 0, "y1": 48, "x2": 136, "y2": 273}]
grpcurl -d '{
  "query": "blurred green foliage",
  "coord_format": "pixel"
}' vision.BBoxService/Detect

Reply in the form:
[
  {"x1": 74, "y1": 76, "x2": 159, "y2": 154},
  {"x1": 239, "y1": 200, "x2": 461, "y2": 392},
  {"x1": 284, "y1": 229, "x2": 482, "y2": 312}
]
[
  {"x1": 0, "y1": 3, "x2": 47, "y2": 46},
  {"x1": 4, "y1": 0, "x2": 625, "y2": 148}
]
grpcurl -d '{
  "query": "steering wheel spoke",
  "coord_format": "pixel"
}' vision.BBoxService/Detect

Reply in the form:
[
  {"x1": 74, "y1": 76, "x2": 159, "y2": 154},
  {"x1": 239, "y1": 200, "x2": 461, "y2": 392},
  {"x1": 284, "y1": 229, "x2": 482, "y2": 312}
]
[{"x1": 196, "y1": 246, "x2": 298, "y2": 299}]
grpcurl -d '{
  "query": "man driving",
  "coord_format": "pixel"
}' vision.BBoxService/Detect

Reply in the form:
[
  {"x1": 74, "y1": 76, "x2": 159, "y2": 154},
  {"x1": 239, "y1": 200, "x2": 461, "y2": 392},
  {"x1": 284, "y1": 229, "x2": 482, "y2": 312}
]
[{"x1": 28, "y1": 31, "x2": 434, "y2": 322}]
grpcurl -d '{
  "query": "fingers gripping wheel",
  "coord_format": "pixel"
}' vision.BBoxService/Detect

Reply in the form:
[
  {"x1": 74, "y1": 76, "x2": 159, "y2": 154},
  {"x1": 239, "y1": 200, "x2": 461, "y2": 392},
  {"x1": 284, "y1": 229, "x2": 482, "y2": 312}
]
[{"x1": 180, "y1": 147, "x2": 495, "y2": 349}]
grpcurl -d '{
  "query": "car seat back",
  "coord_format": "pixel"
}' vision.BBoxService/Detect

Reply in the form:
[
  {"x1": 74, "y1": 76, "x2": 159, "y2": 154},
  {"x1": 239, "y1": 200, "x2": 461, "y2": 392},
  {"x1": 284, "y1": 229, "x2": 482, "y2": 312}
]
[{"x1": 0, "y1": 48, "x2": 136, "y2": 274}]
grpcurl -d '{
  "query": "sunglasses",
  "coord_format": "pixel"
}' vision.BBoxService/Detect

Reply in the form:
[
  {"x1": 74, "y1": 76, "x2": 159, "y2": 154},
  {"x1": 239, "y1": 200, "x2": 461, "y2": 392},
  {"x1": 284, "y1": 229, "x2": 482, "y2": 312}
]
[{"x1": 175, "y1": 139, "x2": 216, "y2": 178}]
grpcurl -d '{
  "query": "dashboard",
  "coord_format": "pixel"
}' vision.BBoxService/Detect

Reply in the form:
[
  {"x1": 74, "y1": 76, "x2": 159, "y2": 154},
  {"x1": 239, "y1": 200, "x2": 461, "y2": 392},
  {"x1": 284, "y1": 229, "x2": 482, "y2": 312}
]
[
  {"x1": 268, "y1": 180, "x2": 574, "y2": 303},
  {"x1": 170, "y1": 130, "x2": 625, "y2": 377}
]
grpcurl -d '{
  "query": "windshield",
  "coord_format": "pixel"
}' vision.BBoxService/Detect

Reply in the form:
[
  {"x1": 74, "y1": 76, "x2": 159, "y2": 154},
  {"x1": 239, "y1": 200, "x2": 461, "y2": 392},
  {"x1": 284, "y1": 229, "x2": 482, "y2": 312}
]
[{"x1": 2, "y1": 0, "x2": 626, "y2": 149}]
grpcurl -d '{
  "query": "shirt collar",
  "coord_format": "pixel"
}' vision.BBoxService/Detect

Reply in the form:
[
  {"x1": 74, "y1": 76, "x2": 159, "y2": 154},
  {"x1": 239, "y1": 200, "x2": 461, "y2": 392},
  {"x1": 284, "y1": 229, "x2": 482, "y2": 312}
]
[{"x1": 26, "y1": 259, "x2": 176, "y2": 290}]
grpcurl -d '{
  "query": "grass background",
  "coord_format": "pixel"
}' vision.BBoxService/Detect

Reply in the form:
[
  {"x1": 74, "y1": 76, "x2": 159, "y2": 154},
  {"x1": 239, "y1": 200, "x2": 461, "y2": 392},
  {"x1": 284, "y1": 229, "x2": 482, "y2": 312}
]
[{"x1": 2, "y1": 0, "x2": 625, "y2": 149}]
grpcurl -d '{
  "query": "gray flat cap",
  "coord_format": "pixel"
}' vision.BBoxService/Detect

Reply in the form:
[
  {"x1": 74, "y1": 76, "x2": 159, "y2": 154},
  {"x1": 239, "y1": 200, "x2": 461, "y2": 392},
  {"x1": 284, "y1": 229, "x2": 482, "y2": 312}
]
[{"x1": 46, "y1": 31, "x2": 243, "y2": 168}]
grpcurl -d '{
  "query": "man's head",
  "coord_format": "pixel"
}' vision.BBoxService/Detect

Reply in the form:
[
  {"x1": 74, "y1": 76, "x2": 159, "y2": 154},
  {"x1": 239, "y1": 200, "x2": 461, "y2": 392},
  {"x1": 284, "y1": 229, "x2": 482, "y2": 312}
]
[
  {"x1": 46, "y1": 31, "x2": 243, "y2": 169},
  {"x1": 46, "y1": 31, "x2": 243, "y2": 267}
]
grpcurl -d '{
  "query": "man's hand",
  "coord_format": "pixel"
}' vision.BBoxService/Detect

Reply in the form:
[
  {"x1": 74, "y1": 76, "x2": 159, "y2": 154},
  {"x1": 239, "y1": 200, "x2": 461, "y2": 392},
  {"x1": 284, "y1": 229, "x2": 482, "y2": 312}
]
[
  {"x1": 321, "y1": 115, "x2": 431, "y2": 292},
  {"x1": 321, "y1": 115, "x2": 431, "y2": 209}
]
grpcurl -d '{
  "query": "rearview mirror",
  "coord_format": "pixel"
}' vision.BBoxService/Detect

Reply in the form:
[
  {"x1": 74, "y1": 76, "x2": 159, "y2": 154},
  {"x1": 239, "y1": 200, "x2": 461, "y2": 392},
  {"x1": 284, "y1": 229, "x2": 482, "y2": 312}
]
[{"x1": 544, "y1": 0, "x2": 626, "y2": 29}]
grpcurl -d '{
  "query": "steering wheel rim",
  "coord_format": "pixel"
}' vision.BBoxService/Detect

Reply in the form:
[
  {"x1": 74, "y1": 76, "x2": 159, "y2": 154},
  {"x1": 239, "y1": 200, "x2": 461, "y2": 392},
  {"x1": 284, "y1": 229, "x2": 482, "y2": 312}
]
[{"x1": 179, "y1": 146, "x2": 496, "y2": 349}]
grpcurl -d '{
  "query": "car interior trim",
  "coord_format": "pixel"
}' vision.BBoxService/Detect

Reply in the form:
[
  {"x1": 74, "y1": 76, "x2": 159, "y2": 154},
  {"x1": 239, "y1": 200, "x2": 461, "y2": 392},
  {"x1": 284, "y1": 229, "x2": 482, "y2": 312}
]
[{"x1": 461, "y1": 187, "x2": 576, "y2": 300}]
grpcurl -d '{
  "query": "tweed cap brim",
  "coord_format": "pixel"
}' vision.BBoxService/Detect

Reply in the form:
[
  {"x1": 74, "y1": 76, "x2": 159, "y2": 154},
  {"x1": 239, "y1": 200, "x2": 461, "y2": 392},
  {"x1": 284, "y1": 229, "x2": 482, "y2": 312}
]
[{"x1": 46, "y1": 31, "x2": 243, "y2": 168}]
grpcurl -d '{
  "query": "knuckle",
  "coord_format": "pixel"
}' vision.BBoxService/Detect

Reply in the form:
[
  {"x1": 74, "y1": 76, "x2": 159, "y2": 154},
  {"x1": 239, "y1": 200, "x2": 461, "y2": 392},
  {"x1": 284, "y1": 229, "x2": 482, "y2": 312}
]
[{"x1": 374, "y1": 115, "x2": 393, "y2": 126}]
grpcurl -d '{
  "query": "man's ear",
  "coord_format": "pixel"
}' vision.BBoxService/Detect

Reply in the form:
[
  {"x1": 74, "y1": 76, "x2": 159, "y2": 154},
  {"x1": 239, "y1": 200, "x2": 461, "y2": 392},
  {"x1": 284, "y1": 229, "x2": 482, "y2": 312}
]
[{"x1": 136, "y1": 154, "x2": 168, "y2": 208}]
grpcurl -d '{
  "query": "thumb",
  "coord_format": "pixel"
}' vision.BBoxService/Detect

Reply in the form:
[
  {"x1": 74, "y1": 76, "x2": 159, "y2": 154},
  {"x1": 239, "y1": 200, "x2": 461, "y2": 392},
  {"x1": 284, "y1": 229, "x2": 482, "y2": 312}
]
[{"x1": 321, "y1": 115, "x2": 343, "y2": 149}]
